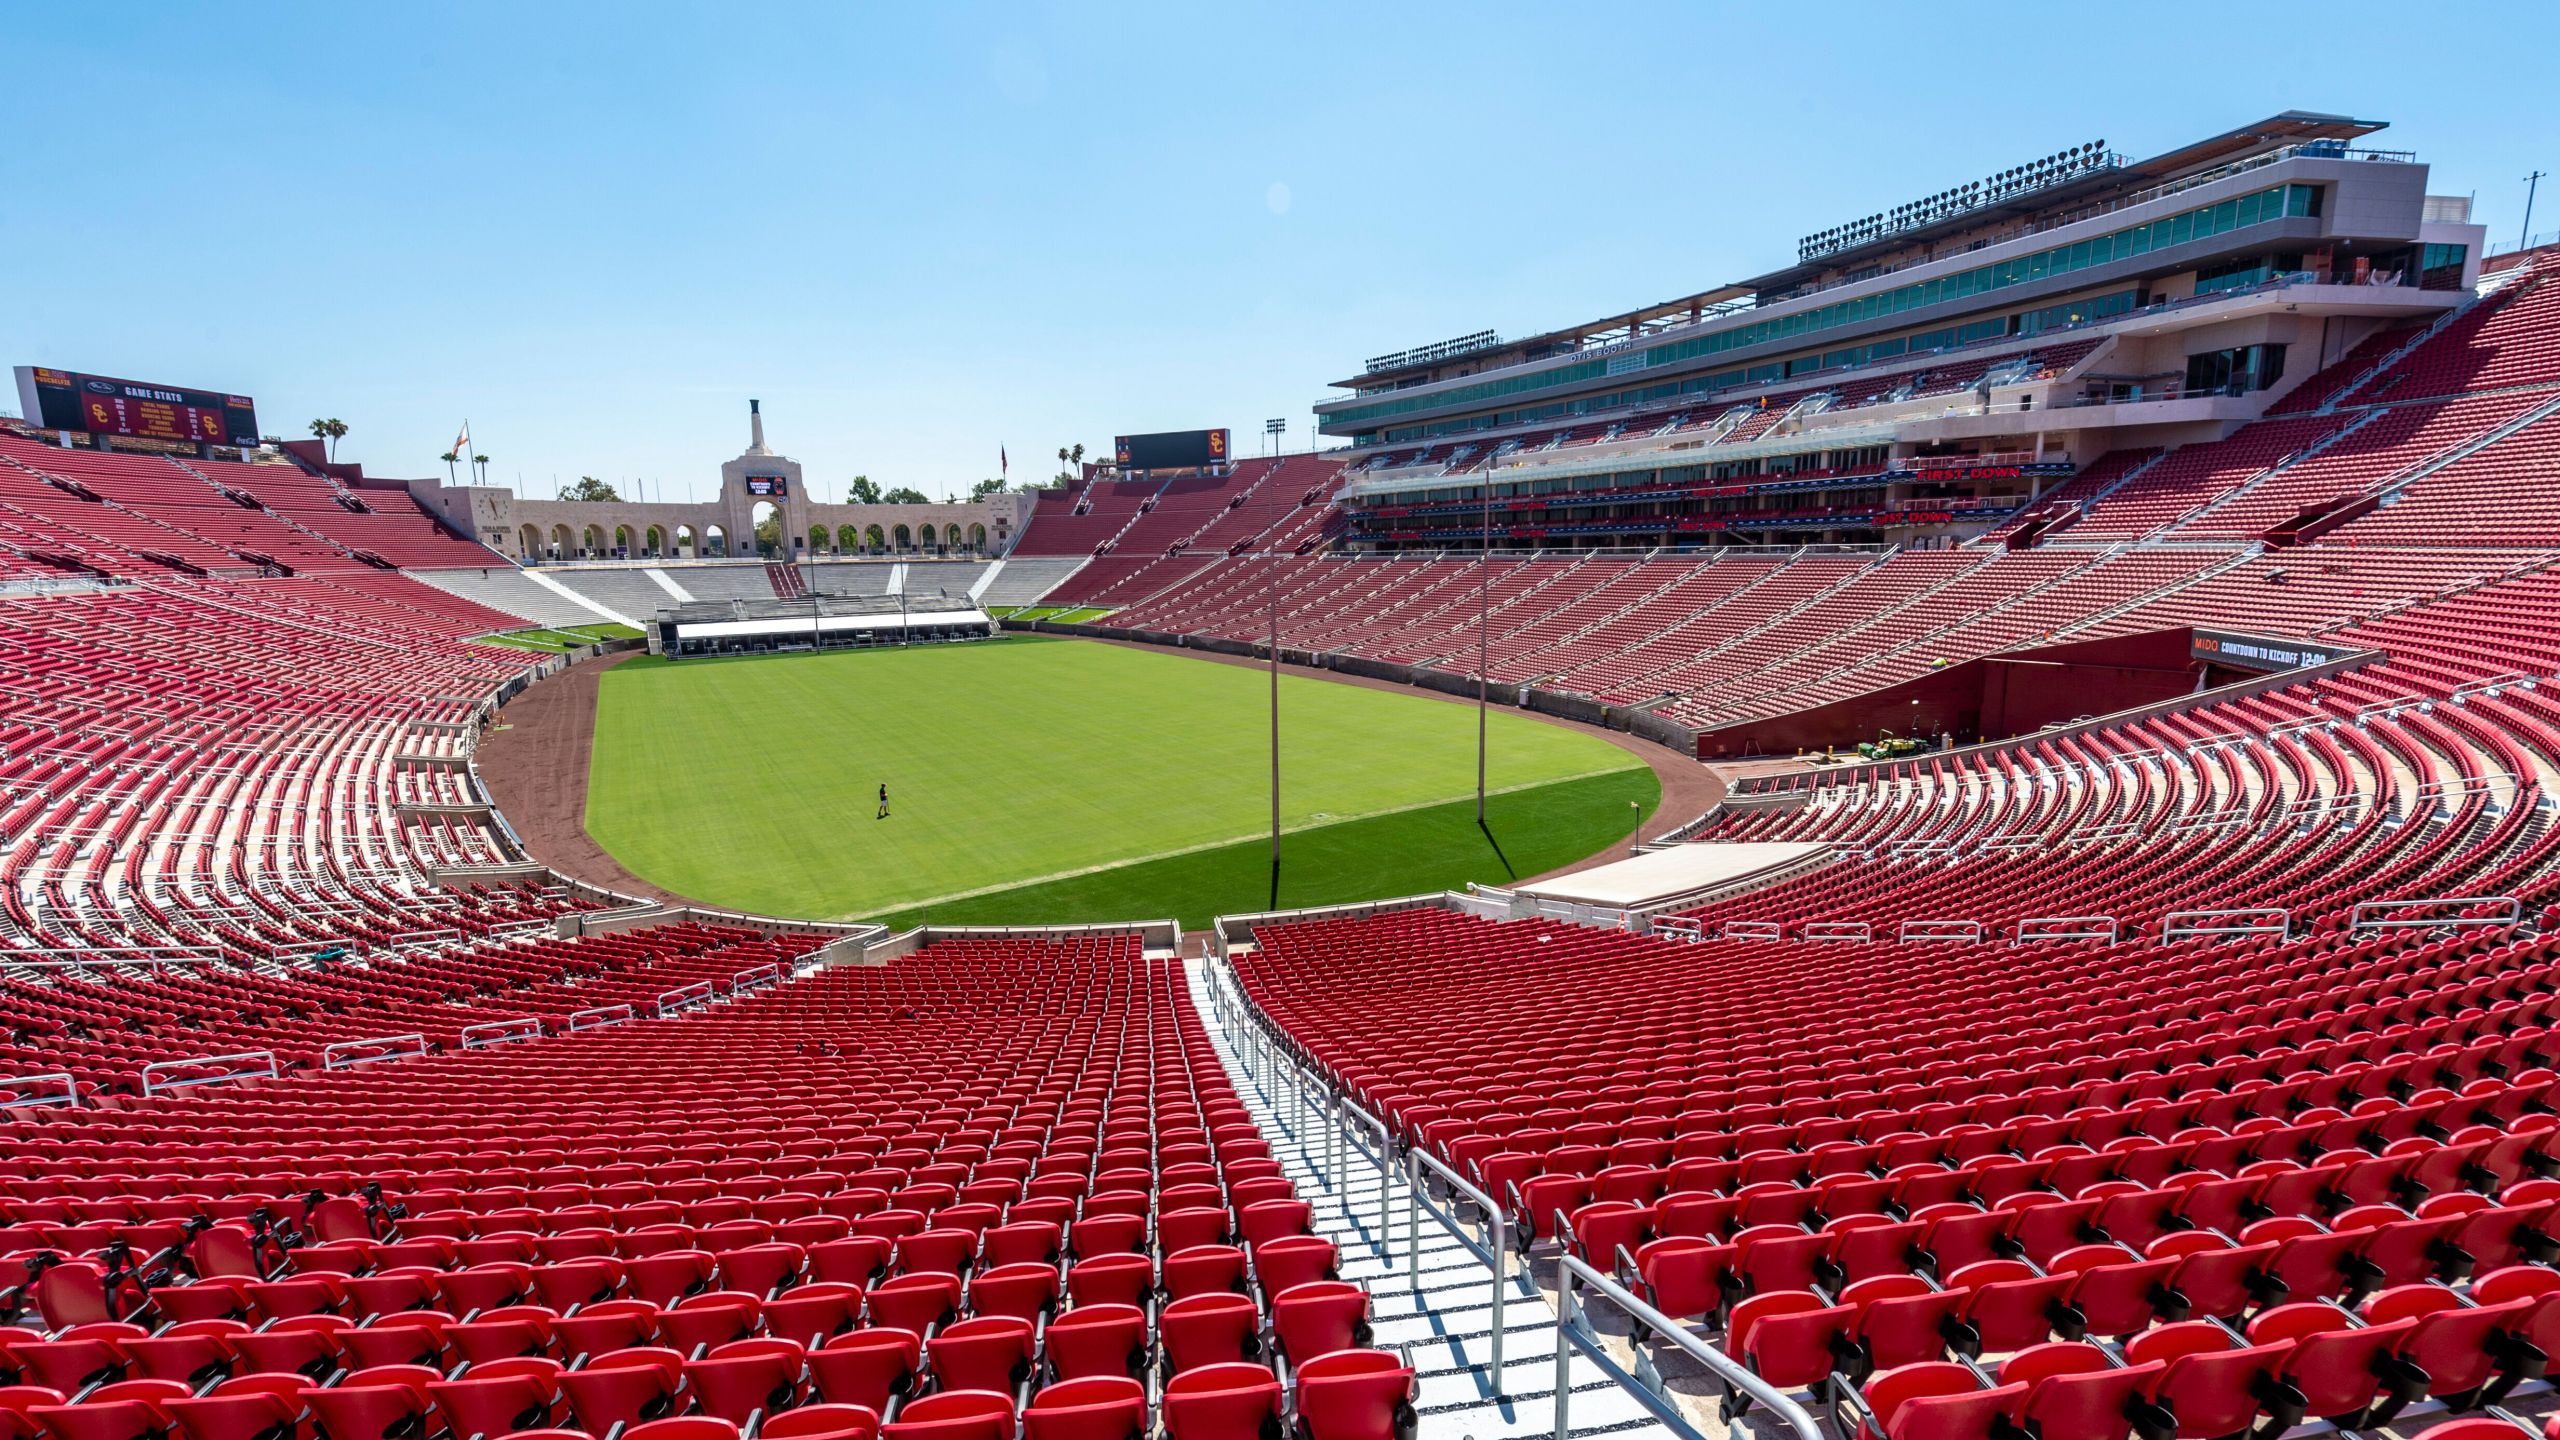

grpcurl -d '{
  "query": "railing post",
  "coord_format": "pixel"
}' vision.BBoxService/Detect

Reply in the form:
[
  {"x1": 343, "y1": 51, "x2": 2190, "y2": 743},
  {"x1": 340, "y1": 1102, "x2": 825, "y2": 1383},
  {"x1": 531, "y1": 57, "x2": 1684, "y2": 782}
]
[
  {"x1": 1406, "y1": 1152, "x2": 1421, "y2": 1292},
  {"x1": 1553, "y1": 1266, "x2": 1574, "y2": 1440},
  {"x1": 1491, "y1": 1205, "x2": 1508, "y2": 1388}
]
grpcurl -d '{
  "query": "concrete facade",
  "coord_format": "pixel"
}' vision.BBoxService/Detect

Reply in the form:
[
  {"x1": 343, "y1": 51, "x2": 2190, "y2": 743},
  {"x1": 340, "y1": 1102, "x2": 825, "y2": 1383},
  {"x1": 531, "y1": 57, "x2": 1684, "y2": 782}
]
[{"x1": 402, "y1": 402, "x2": 1034, "y2": 562}]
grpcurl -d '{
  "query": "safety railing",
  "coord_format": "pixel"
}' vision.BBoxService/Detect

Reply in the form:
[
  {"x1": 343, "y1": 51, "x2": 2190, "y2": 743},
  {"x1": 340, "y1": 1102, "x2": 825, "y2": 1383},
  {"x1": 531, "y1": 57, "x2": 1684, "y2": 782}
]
[
  {"x1": 729, "y1": 962, "x2": 786, "y2": 994},
  {"x1": 1898, "y1": 918, "x2": 1983, "y2": 943},
  {"x1": 1799, "y1": 920, "x2": 1872, "y2": 944},
  {"x1": 655, "y1": 981, "x2": 718, "y2": 1017},
  {"x1": 1406, "y1": 1146, "x2": 1514, "y2": 1391},
  {"x1": 1207, "y1": 957, "x2": 1398, "y2": 1258},
  {"x1": 1721, "y1": 920, "x2": 1785, "y2": 941},
  {"x1": 2353, "y1": 694, "x2": 2435, "y2": 725},
  {"x1": 320, "y1": 1033, "x2": 429, "y2": 1070},
  {"x1": 141, "y1": 1050, "x2": 280, "y2": 1097},
  {"x1": 2015, "y1": 915, "x2": 2119, "y2": 944},
  {"x1": 2160, "y1": 907, "x2": 2291, "y2": 942},
  {"x1": 0, "y1": 1072, "x2": 79, "y2": 1108},
  {"x1": 1649, "y1": 915, "x2": 1705, "y2": 942},
  {"x1": 1552, "y1": 1253, "x2": 1826, "y2": 1440},
  {"x1": 460, "y1": 1017, "x2": 544, "y2": 1048},
  {"x1": 2453, "y1": 673, "x2": 2535, "y2": 702},
  {"x1": 2349, "y1": 895, "x2": 2522, "y2": 934},
  {"x1": 566, "y1": 1004, "x2": 635, "y2": 1031}
]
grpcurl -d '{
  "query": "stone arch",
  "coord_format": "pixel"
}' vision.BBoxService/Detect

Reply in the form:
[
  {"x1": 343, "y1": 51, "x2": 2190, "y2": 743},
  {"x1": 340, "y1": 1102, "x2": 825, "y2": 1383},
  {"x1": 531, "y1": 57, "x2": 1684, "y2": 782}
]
[
  {"x1": 865, "y1": 524, "x2": 886, "y2": 554},
  {"x1": 613, "y1": 524, "x2": 633, "y2": 556},
  {"x1": 835, "y1": 524, "x2": 861, "y2": 553},
  {"x1": 968, "y1": 523, "x2": 987, "y2": 553},
  {"x1": 582, "y1": 524, "x2": 605, "y2": 556},
  {"x1": 944, "y1": 524, "x2": 962, "y2": 552},
  {"x1": 549, "y1": 524, "x2": 574, "y2": 559},
  {"x1": 705, "y1": 524, "x2": 727, "y2": 557},
  {"x1": 808, "y1": 524, "x2": 830, "y2": 556},
  {"x1": 675, "y1": 524, "x2": 697, "y2": 558},
  {"x1": 645, "y1": 524, "x2": 665, "y2": 557},
  {"x1": 892, "y1": 524, "x2": 912, "y2": 551},
  {"x1": 518, "y1": 524, "x2": 541, "y2": 558}
]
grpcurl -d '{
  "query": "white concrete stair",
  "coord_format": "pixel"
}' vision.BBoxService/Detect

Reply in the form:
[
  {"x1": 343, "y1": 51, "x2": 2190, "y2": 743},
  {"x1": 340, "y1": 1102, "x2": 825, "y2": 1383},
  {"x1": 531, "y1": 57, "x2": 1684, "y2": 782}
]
[{"x1": 1186, "y1": 957, "x2": 1693, "y2": 1439}]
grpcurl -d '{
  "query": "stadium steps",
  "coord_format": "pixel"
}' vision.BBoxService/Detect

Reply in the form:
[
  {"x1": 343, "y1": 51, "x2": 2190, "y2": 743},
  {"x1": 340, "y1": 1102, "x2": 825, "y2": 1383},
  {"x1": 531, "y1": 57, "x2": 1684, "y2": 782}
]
[
  {"x1": 1410, "y1": 553, "x2": 1607, "y2": 667},
  {"x1": 2362, "y1": 389, "x2": 2560, "y2": 509},
  {"x1": 2049, "y1": 542, "x2": 2266, "y2": 639},
  {"x1": 1550, "y1": 550, "x2": 1896, "y2": 698},
  {"x1": 1188, "y1": 956, "x2": 1693, "y2": 1440},
  {"x1": 1513, "y1": 553, "x2": 1762, "y2": 681},
  {"x1": 407, "y1": 567, "x2": 611, "y2": 629},
  {"x1": 2319, "y1": 285, "x2": 2504, "y2": 413},
  {"x1": 1682, "y1": 548, "x2": 2133, "y2": 725},
  {"x1": 166, "y1": 457, "x2": 377, "y2": 570},
  {"x1": 1646, "y1": 550, "x2": 2005, "y2": 711},
  {"x1": 2156, "y1": 408, "x2": 2387, "y2": 535}
]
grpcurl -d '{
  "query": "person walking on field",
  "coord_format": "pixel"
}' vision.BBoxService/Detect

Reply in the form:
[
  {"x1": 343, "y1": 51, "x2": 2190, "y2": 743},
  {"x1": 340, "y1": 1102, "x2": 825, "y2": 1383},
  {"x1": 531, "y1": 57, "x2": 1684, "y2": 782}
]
[{"x1": 877, "y1": 782, "x2": 890, "y2": 820}]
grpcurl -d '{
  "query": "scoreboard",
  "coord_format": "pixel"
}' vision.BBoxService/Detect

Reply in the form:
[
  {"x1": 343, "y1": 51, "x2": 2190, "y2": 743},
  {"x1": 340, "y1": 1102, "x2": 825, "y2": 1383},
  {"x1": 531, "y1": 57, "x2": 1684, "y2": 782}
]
[
  {"x1": 1114, "y1": 428, "x2": 1230, "y2": 470},
  {"x1": 744, "y1": 476, "x2": 789, "y2": 497},
  {"x1": 13, "y1": 367, "x2": 260, "y2": 447}
]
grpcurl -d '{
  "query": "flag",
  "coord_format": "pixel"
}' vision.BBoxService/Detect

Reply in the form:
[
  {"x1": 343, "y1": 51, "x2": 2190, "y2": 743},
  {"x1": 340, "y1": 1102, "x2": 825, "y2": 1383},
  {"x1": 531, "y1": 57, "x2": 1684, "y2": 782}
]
[
  {"x1": 1000, "y1": 446, "x2": 1008, "y2": 477},
  {"x1": 453, "y1": 421, "x2": 471, "y2": 457}
]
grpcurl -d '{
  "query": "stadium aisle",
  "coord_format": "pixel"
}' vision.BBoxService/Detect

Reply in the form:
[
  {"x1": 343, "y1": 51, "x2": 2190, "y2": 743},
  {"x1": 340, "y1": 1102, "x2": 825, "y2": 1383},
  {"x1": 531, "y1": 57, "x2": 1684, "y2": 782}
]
[{"x1": 1186, "y1": 957, "x2": 1696, "y2": 1440}]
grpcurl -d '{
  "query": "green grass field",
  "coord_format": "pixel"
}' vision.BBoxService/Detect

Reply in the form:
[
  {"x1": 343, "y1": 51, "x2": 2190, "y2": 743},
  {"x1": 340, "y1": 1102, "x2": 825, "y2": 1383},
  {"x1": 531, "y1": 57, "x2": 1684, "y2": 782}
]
[
  {"x1": 584, "y1": 636, "x2": 1657, "y2": 926},
  {"x1": 481, "y1": 623, "x2": 646, "y2": 652}
]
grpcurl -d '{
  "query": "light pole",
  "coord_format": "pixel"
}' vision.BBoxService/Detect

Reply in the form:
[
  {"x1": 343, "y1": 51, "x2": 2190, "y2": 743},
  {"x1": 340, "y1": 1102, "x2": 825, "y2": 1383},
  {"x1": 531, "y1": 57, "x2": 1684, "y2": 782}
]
[
  {"x1": 1265, "y1": 417, "x2": 1286, "y2": 459},
  {"x1": 1268, "y1": 550, "x2": 1282, "y2": 908},
  {"x1": 1477, "y1": 468, "x2": 1492, "y2": 825}
]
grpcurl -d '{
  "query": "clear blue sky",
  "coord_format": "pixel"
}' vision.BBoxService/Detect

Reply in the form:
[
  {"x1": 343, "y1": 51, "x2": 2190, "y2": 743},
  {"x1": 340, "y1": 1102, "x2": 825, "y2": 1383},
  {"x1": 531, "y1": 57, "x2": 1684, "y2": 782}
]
[{"x1": 4, "y1": 2, "x2": 2552, "y2": 502}]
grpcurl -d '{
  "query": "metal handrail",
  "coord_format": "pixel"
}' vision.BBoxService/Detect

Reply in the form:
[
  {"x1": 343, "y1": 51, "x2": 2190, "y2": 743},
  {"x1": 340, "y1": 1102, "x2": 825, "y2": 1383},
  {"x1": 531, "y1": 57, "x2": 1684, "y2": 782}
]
[
  {"x1": 2160, "y1": 907, "x2": 2291, "y2": 942},
  {"x1": 566, "y1": 1004, "x2": 634, "y2": 1031},
  {"x1": 1898, "y1": 919, "x2": 1983, "y2": 943},
  {"x1": 1553, "y1": 1253, "x2": 1826, "y2": 1440},
  {"x1": 655, "y1": 981, "x2": 717, "y2": 1017},
  {"x1": 2016, "y1": 915, "x2": 2119, "y2": 943},
  {"x1": 140, "y1": 1050, "x2": 279, "y2": 1096},
  {"x1": 320, "y1": 1033, "x2": 428, "y2": 1070},
  {"x1": 1722, "y1": 920, "x2": 1785, "y2": 941},
  {"x1": 1407, "y1": 1147, "x2": 1511, "y2": 1388},
  {"x1": 729, "y1": 962, "x2": 785, "y2": 993},
  {"x1": 1336, "y1": 1094, "x2": 1400, "y2": 1261},
  {"x1": 0, "y1": 1072, "x2": 79, "y2": 1108},
  {"x1": 2350, "y1": 895, "x2": 2522, "y2": 934},
  {"x1": 460, "y1": 1017, "x2": 544, "y2": 1048},
  {"x1": 1800, "y1": 920, "x2": 1871, "y2": 944}
]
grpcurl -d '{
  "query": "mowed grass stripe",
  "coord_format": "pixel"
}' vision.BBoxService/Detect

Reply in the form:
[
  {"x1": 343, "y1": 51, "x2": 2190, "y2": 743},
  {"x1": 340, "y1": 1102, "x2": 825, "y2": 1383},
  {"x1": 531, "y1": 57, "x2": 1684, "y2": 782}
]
[
  {"x1": 873, "y1": 768, "x2": 1660, "y2": 930},
  {"x1": 583, "y1": 636, "x2": 1650, "y2": 920}
]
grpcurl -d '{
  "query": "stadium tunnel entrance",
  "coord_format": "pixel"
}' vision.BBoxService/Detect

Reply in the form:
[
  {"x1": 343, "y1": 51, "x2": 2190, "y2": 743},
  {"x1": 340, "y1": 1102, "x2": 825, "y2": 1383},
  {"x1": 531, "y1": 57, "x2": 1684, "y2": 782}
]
[{"x1": 1692, "y1": 626, "x2": 2377, "y2": 757}]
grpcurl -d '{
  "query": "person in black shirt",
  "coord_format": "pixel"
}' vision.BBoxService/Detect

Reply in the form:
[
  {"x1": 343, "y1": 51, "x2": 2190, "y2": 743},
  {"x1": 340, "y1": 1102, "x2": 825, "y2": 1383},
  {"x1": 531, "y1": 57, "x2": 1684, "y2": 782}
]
[{"x1": 877, "y1": 782, "x2": 890, "y2": 820}]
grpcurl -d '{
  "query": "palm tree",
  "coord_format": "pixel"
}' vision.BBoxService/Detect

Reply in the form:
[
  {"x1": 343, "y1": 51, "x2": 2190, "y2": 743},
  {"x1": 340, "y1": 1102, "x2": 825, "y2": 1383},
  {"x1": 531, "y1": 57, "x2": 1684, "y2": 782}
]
[
  {"x1": 306, "y1": 418, "x2": 349, "y2": 462},
  {"x1": 472, "y1": 453, "x2": 490, "y2": 484},
  {"x1": 440, "y1": 451, "x2": 460, "y2": 485}
]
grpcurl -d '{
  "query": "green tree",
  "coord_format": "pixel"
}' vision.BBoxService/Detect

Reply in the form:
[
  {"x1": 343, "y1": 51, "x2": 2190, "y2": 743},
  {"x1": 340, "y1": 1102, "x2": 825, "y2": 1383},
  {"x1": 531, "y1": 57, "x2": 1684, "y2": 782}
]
[
  {"x1": 846, "y1": 475, "x2": 882, "y2": 504},
  {"x1": 1053, "y1": 441, "x2": 1086, "y2": 485},
  {"x1": 471, "y1": 453, "x2": 490, "y2": 484},
  {"x1": 881, "y1": 486, "x2": 930, "y2": 504},
  {"x1": 754, "y1": 511, "x2": 781, "y2": 553},
  {"x1": 968, "y1": 476, "x2": 1009, "y2": 499},
  {"x1": 439, "y1": 450, "x2": 459, "y2": 485},
  {"x1": 561, "y1": 476, "x2": 622, "y2": 502},
  {"x1": 307, "y1": 417, "x2": 348, "y2": 461}
]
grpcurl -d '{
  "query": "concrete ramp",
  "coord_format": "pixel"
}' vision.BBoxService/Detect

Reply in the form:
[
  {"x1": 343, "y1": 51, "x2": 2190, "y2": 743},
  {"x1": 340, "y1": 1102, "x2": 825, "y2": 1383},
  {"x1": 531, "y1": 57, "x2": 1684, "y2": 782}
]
[
  {"x1": 1518, "y1": 840, "x2": 1830, "y2": 910},
  {"x1": 522, "y1": 569, "x2": 639, "y2": 628}
]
